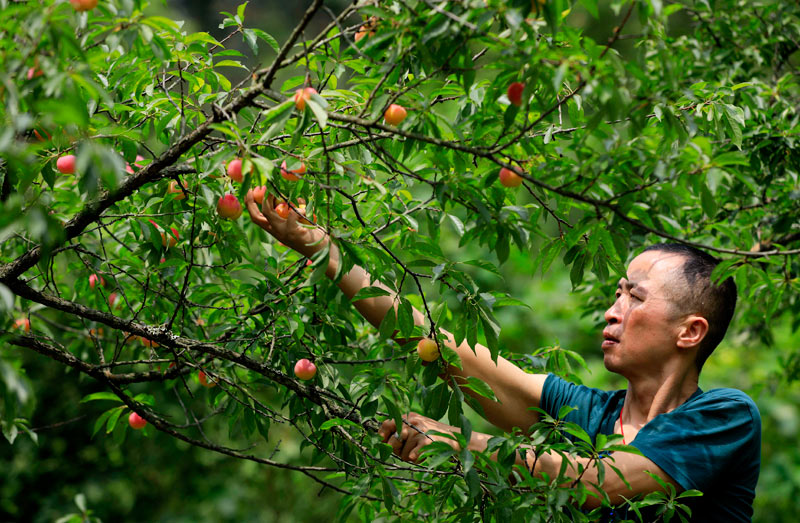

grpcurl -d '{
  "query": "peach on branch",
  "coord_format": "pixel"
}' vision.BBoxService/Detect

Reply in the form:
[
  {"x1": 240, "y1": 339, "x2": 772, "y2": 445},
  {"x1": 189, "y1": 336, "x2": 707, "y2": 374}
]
[
  {"x1": 280, "y1": 160, "x2": 306, "y2": 181},
  {"x1": 70, "y1": 0, "x2": 98, "y2": 11},
  {"x1": 198, "y1": 371, "x2": 216, "y2": 388},
  {"x1": 274, "y1": 202, "x2": 290, "y2": 219},
  {"x1": 294, "y1": 359, "x2": 317, "y2": 380},
  {"x1": 417, "y1": 338, "x2": 440, "y2": 362},
  {"x1": 56, "y1": 155, "x2": 76, "y2": 174},
  {"x1": 125, "y1": 155, "x2": 145, "y2": 174},
  {"x1": 384, "y1": 104, "x2": 407, "y2": 126},
  {"x1": 507, "y1": 82, "x2": 525, "y2": 107},
  {"x1": 89, "y1": 273, "x2": 105, "y2": 289},
  {"x1": 128, "y1": 412, "x2": 147, "y2": 430},
  {"x1": 226, "y1": 158, "x2": 253, "y2": 183},
  {"x1": 252, "y1": 186, "x2": 266, "y2": 205},
  {"x1": 26, "y1": 67, "x2": 44, "y2": 80},
  {"x1": 13, "y1": 318, "x2": 31, "y2": 333},
  {"x1": 140, "y1": 337, "x2": 160, "y2": 348},
  {"x1": 148, "y1": 220, "x2": 179, "y2": 248},
  {"x1": 498, "y1": 167, "x2": 523, "y2": 188},
  {"x1": 355, "y1": 16, "x2": 378, "y2": 42},
  {"x1": 293, "y1": 87, "x2": 318, "y2": 111},
  {"x1": 167, "y1": 180, "x2": 187, "y2": 200},
  {"x1": 217, "y1": 194, "x2": 243, "y2": 220}
]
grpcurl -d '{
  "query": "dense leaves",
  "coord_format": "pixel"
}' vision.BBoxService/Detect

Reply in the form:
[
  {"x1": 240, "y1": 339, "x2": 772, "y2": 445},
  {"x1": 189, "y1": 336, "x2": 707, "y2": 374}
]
[{"x1": 1, "y1": 0, "x2": 798, "y2": 520}]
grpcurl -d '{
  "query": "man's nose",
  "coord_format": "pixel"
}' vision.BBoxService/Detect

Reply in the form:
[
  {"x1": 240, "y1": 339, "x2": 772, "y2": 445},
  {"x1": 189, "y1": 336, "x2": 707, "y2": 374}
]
[{"x1": 605, "y1": 300, "x2": 621, "y2": 324}]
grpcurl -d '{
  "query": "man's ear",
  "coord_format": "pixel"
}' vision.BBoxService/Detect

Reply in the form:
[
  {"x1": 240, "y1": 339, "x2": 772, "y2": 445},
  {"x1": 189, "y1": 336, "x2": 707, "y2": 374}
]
[{"x1": 677, "y1": 315, "x2": 709, "y2": 349}]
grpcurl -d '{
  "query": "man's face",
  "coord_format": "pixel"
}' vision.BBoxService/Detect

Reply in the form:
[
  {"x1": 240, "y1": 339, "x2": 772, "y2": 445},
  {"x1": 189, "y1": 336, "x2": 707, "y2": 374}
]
[{"x1": 601, "y1": 250, "x2": 687, "y2": 378}]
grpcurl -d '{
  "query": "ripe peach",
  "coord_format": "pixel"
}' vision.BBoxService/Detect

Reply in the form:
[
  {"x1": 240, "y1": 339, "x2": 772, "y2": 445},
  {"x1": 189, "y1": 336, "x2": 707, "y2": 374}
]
[
  {"x1": 108, "y1": 292, "x2": 118, "y2": 309},
  {"x1": 70, "y1": 0, "x2": 98, "y2": 11},
  {"x1": 125, "y1": 155, "x2": 145, "y2": 174},
  {"x1": 89, "y1": 273, "x2": 105, "y2": 289},
  {"x1": 280, "y1": 160, "x2": 306, "y2": 181},
  {"x1": 226, "y1": 158, "x2": 248, "y2": 183},
  {"x1": 507, "y1": 82, "x2": 525, "y2": 107},
  {"x1": 198, "y1": 371, "x2": 216, "y2": 388},
  {"x1": 294, "y1": 359, "x2": 317, "y2": 380},
  {"x1": 355, "y1": 16, "x2": 378, "y2": 42},
  {"x1": 13, "y1": 318, "x2": 31, "y2": 333},
  {"x1": 355, "y1": 26, "x2": 375, "y2": 42},
  {"x1": 162, "y1": 227, "x2": 179, "y2": 248},
  {"x1": 86, "y1": 327, "x2": 104, "y2": 340},
  {"x1": 417, "y1": 338, "x2": 440, "y2": 362},
  {"x1": 57, "y1": 155, "x2": 77, "y2": 174},
  {"x1": 140, "y1": 337, "x2": 159, "y2": 348},
  {"x1": 384, "y1": 104, "x2": 407, "y2": 126},
  {"x1": 275, "y1": 202, "x2": 290, "y2": 219},
  {"x1": 167, "y1": 180, "x2": 187, "y2": 200},
  {"x1": 33, "y1": 128, "x2": 51, "y2": 142},
  {"x1": 252, "y1": 186, "x2": 267, "y2": 205},
  {"x1": 128, "y1": 412, "x2": 147, "y2": 430},
  {"x1": 26, "y1": 67, "x2": 43, "y2": 80},
  {"x1": 293, "y1": 87, "x2": 318, "y2": 111},
  {"x1": 217, "y1": 194, "x2": 243, "y2": 220},
  {"x1": 498, "y1": 167, "x2": 523, "y2": 188}
]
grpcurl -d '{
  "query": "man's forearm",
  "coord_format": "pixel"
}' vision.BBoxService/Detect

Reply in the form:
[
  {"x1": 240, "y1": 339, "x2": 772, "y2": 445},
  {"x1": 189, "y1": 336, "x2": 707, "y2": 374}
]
[{"x1": 321, "y1": 236, "x2": 543, "y2": 433}]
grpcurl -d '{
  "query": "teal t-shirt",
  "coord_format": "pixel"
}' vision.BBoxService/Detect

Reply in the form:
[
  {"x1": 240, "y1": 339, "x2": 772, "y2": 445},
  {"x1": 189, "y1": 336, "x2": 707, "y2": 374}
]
[{"x1": 541, "y1": 374, "x2": 761, "y2": 522}]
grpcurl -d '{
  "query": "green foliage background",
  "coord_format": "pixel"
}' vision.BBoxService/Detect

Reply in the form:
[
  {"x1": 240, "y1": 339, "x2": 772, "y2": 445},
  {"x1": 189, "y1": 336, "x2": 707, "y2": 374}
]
[{"x1": 1, "y1": 0, "x2": 799, "y2": 521}]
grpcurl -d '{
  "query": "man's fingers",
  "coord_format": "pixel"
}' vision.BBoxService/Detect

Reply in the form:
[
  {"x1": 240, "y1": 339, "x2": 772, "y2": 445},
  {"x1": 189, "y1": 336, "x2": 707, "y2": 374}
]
[
  {"x1": 244, "y1": 192, "x2": 272, "y2": 231},
  {"x1": 378, "y1": 419, "x2": 396, "y2": 442},
  {"x1": 264, "y1": 193, "x2": 276, "y2": 217}
]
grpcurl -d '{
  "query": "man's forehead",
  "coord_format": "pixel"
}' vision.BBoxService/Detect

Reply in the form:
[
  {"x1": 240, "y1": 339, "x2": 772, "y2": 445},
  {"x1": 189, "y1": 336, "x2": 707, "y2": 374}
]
[{"x1": 623, "y1": 251, "x2": 687, "y2": 288}]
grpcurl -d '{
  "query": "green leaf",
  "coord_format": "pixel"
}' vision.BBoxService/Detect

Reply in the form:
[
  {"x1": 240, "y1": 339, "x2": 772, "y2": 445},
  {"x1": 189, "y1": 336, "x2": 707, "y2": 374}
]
[
  {"x1": 319, "y1": 418, "x2": 360, "y2": 431},
  {"x1": 306, "y1": 98, "x2": 328, "y2": 130},
  {"x1": 81, "y1": 392, "x2": 123, "y2": 403},
  {"x1": 461, "y1": 376, "x2": 497, "y2": 402},
  {"x1": 352, "y1": 286, "x2": 391, "y2": 300}
]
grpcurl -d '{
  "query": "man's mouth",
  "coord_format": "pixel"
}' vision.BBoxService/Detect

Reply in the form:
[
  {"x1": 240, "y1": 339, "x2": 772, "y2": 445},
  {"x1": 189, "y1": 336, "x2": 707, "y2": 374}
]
[{"x1": 602, "y1": 329, "x2": 620, "y2": 349}]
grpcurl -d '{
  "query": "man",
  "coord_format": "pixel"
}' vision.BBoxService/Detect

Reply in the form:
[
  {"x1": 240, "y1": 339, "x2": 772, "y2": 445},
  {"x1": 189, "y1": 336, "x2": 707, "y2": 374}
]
[{"x1": 245, "y1": 192, "x2": 761, "y2": 521}]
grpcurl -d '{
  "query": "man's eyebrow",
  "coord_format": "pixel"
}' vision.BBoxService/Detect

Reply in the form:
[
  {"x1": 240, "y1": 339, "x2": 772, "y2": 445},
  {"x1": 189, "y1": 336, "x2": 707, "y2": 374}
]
[{"x1": 617, "y1": 279, "x2": 646, "y2": 293}]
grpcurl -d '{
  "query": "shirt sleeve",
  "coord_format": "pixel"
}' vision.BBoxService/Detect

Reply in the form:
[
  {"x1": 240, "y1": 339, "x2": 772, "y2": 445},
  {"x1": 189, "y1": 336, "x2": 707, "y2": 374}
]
[
  {"x1": 629, "y1": 388, "x2": 762, "y2": 493},
  {"x1": 540, "y1": 373, "x2": 617, "y2": 440}
]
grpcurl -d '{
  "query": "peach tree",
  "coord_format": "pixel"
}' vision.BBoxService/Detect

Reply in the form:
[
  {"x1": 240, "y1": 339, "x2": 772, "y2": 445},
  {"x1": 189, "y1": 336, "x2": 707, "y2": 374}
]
[{"x1": 1, "y1": 0, "x2": 799, "y2": 520}]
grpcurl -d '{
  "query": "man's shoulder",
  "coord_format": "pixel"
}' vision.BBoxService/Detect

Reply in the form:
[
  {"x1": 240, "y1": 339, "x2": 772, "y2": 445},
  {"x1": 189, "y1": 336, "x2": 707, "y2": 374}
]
[{"x1": 689, "y1": 387, "x2": 760, "y2": 419}]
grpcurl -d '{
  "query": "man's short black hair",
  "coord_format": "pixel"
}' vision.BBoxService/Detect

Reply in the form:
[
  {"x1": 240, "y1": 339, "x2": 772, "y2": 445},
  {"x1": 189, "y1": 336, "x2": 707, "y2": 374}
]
[{"x1": 642, "y1": 243, "x2": 737, "y2": 371}]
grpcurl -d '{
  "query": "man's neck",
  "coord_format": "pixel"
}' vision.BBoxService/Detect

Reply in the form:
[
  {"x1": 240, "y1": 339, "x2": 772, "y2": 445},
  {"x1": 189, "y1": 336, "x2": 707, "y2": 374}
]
[{"x1": 623, "y1": 369, "x2": 700, "y2": 427}]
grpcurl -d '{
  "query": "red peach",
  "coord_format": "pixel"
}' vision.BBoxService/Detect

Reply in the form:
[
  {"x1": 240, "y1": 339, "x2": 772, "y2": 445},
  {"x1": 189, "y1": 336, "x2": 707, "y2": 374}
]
[
  {"x1": 89, "y1": 273, "x2": 105, "y2": 289},
  {"x1": 294, "y1": 359, "x2": 317, "y2": 380},
  {"x1": 384, "y1": 104, "x2": 407, "y2": 126},
  {"x1": 280, "y1": 160, "x2": 306, "y2": 181},
  {"x1": 252, "y1": 186, "x2": 267, "y2": 205},
  {"x1": 507, "y1": 82, "x2": 525, "y2": 106},
  {"x1": 498, "y1": 167, "x2": 523, "y2": 188},
  {"x1": 198, "y1": 371, "x2": 216, "y2": 388},
  {"x1": 293, "y1": 87, "x2": 318, "y2": 111},
  {"x1": 226, "y1": 158, "x2": 245, "y2": 183},
  {"x1": 274, "y1": 202, "x2": 290, "y2": 219},
  {"x1": 57, "y1": 155, "x2": 77, "y2": 174},
  {"x1": 125, "y1": 155, "x2": 145, "y2": 174},
  {"x1": 217, "y1": 194, "x2": 243, "y2": 220},
  {"x1": 167, "y1": 180, "x2": 187, "y2": 200},
  {"x1": 70, "y1": 0, "x2": 98, "y2": 11},
  {"x1": 13, "y1": 318, "x2": 31, "y2": 333},
  {"x1": 128, "y1": 412, "x2": 147, "y2": 430}
]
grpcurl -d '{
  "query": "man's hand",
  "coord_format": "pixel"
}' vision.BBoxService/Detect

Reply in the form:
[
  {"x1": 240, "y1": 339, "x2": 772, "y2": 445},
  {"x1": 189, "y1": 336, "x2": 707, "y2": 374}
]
[
  {"x1": 378, "y1": 412, "x2": 461, "y2": 463},
  {"x1": 244, "y1": 190, "x2": 324, "y2": 259}
]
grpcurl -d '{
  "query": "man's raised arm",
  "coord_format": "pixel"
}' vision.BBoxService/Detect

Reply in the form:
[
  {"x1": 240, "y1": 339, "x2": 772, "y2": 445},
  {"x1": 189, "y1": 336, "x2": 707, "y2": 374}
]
[{"x1": 245, "y1": 191, "x2": 547, "y2": 433}]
